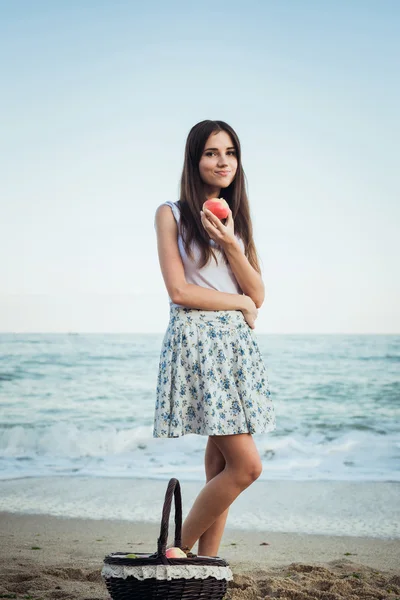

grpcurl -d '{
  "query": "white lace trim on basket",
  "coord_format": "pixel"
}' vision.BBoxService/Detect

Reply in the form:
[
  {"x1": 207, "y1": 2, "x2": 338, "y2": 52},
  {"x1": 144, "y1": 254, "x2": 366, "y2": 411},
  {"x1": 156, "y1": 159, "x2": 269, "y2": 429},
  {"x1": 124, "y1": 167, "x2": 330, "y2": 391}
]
[{"x1": 101, "y1": 563, "x2": 233, "y2": 581}]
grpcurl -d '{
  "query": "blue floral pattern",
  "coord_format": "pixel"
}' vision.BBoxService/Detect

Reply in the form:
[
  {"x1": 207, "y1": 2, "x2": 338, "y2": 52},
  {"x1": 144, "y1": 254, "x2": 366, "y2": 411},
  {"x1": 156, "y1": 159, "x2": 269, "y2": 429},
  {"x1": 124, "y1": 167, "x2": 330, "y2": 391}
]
[{"x1": 153, "y1": 307, "x2": 276, "y2": 438}]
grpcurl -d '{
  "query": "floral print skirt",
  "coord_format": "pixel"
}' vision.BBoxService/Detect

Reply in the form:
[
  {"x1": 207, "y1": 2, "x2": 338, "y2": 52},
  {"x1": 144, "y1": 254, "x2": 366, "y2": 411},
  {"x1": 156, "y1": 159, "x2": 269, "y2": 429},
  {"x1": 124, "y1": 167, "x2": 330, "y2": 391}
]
[{"x1": 153, "y1": 306, "x2": 276, "y2": 438}]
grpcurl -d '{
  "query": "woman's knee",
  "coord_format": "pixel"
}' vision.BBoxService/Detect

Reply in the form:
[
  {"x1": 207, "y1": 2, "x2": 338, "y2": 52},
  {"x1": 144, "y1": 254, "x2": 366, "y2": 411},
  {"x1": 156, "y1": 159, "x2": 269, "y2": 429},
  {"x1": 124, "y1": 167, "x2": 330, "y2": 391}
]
[
  {"x1": 228, "y1": 459, "x2": 262, "y2": 487},
  {"x1": 210, "y1": 433, "x2": 263, "y2": 487},
  {"x1": 247, "y1": 459, "x2": 263, "y2": 482}
]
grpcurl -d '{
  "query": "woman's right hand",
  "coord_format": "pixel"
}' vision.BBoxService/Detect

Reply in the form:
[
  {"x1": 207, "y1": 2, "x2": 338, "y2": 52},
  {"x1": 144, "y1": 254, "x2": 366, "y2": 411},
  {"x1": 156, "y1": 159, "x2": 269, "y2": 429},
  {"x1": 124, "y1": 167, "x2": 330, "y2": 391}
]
[{"x1": 241, "y1": 295, "x2": 258, "y2": 329}]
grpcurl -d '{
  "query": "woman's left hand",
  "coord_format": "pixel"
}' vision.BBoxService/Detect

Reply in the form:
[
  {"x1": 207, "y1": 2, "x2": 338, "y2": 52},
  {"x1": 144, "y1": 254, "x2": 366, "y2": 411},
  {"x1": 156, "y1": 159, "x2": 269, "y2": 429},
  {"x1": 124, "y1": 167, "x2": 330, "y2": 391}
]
[{"x1": 200, "y1": 207, "x2": 236, "y2": 248}]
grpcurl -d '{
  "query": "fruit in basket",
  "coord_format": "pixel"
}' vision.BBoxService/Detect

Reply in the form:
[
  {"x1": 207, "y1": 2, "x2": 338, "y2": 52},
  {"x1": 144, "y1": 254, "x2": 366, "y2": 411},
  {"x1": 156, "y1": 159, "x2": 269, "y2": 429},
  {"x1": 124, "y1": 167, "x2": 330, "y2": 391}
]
[
  {"x1": 125, "y1": 553, "x2": 138, "y2": 558},
  {"x1": 203, "y1": 197, "x2": 229, "y2": 220},
  {"x1": 165, "y1": 547, "x2": 187, "y2": 558}
]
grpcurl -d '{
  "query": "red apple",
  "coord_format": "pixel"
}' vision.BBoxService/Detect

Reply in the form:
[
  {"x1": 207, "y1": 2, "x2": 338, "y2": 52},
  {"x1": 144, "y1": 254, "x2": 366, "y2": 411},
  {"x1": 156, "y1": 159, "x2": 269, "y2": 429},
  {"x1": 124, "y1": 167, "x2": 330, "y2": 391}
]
[{"x1": 203, "y1": 197, "x2": 230, "y2": 220}]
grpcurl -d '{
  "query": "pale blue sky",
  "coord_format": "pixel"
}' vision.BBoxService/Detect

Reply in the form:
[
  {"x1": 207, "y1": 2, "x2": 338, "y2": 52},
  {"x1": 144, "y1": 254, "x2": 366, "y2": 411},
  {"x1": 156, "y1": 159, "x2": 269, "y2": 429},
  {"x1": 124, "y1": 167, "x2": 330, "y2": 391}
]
[{"x1": 1, "y1": 0, "x2": 399, "y2": 333}]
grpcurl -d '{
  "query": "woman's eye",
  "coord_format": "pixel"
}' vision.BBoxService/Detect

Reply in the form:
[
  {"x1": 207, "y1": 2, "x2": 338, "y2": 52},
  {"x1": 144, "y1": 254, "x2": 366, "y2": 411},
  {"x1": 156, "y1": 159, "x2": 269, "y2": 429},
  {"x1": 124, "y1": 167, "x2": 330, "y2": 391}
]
[{"x1": 204, "y1": 151, "x2": 236, "y2": 157}]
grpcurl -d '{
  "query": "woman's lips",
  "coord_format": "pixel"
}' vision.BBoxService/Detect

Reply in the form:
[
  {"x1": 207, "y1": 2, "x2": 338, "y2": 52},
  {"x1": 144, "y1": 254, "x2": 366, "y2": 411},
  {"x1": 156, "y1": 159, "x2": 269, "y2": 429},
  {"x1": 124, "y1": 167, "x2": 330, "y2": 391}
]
[{"x1": 216, "y1": 171, "x2": 230, "y2": 176}]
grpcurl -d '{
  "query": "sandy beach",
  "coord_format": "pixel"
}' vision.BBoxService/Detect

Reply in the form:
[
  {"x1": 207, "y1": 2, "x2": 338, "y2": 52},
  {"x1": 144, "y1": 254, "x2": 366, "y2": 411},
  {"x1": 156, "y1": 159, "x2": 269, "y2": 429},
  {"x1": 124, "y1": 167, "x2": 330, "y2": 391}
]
[{"x1": 1, "y1": 510, "x2": 400, "y2": 599}]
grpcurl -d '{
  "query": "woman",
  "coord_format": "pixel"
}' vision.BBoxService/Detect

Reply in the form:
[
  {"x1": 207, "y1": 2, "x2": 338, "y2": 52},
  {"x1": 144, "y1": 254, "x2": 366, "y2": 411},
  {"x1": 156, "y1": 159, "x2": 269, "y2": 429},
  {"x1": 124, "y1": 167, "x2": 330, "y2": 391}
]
[{"x1": 153, "y1": 119, "x2": 276, "y2": 558}]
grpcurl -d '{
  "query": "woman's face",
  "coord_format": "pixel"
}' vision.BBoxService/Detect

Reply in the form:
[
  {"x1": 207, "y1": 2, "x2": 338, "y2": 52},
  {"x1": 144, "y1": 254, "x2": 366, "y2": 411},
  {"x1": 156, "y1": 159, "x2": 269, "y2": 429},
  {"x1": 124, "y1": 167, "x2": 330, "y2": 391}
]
[{"x1": 198, "y1": 130, "x2": 238, "y2": 197}]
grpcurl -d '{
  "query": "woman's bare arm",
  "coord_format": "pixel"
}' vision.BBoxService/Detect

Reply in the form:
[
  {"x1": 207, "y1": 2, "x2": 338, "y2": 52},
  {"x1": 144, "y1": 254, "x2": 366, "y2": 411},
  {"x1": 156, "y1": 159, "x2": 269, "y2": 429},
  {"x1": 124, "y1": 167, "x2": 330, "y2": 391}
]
[
  {"x1": 173, "y1": 282, "x2": 250, "y2": 311},
  {"x1": 155, "y1": 204, "x2": 250, "y2": 311},
  {"x1": 199, "y1": 207, "x2": 265, "y2": 308},
  {"x1": 223, "y1": 238, "x2": 265, "y2": 308}
]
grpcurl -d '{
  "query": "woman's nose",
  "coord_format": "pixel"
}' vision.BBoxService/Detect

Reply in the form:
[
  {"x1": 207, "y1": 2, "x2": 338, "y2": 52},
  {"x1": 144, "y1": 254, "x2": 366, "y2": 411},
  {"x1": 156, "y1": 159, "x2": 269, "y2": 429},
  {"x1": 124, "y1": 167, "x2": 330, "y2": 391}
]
[{"x1": 217, "y1": 155, "x2": 229, "y2": 166}]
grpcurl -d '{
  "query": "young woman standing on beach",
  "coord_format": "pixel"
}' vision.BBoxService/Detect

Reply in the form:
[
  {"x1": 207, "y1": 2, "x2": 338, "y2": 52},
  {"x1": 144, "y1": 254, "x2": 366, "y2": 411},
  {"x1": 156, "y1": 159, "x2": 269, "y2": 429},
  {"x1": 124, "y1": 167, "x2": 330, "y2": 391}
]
[{"x1": 153, "y1": 120, "x2": 276, "y2": 557}]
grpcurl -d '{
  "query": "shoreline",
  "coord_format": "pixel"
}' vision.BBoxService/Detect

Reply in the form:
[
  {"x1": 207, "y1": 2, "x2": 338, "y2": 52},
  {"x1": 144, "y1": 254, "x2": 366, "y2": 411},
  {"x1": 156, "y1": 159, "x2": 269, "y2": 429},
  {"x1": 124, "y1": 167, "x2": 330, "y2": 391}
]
[
  {"x1": 1, "y1": 476, "x2": 399, "y2": 539},
  {"x1": 0, "y1": 506, "x2": 399, "y2": 541},
  {"x1": 1, "y1": 511, "x2": 400, "y2": 599}
]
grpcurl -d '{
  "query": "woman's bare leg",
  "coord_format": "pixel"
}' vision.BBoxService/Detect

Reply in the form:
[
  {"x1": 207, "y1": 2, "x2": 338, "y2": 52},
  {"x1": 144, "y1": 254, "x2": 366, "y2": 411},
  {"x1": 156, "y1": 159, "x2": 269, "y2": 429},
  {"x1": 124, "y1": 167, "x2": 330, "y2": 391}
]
[
  {"x1": 180, "y1": 433, "x2": 262, "y2": 552},
  {"x1": 197, "y1": 436, "x2": 228, "y2": 556}
]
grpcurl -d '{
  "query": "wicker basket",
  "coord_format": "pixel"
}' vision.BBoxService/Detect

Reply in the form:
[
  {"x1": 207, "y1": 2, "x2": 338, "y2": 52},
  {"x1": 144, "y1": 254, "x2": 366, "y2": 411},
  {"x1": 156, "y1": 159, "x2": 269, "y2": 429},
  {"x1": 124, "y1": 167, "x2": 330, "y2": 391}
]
[{"x1": 101, "y1": 477, "x2": 233, "y2": 599}]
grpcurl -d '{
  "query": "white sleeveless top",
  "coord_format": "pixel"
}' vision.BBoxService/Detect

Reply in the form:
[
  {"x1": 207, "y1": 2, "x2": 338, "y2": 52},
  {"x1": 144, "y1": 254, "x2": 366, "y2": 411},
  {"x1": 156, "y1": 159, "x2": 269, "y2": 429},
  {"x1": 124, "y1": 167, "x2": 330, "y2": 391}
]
[{"x1": 160, "y1": 200, "x2": 244, "y2": 308}]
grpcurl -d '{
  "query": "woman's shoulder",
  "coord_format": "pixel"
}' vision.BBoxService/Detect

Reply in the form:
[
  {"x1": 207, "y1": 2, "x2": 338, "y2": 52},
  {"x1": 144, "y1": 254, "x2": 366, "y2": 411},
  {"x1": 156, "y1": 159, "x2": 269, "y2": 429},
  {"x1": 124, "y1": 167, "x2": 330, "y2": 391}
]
[
  {"x1": 156, "y1": 199, "x2": 179, "y2": 210},
  {"x1": 154, "y1": 200, "x2": 181, "y2": 227}
]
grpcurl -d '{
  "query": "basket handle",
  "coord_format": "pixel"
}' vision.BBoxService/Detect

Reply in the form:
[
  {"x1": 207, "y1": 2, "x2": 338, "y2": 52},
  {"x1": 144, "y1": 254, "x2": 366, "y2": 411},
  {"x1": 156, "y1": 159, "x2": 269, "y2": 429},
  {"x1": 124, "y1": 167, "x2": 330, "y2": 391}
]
[{"x1": 156, "y1": 477, "x2": 182, "y2": 556}]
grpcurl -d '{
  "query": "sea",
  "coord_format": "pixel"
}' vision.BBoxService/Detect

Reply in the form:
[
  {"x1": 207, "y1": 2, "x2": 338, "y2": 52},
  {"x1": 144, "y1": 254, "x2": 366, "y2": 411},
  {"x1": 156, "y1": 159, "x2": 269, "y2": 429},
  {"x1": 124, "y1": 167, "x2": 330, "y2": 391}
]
[
  {"x1": 0, "y1": 332, "x2": 399, "y2": 537},
  {"x1": 0, "y1": 332, "x2": 399, "y2": 483}
]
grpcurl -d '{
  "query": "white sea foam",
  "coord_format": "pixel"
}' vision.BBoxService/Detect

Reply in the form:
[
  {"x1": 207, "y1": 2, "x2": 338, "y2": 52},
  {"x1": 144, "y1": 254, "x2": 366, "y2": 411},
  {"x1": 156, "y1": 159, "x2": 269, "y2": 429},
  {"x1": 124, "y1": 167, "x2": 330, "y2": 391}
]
[{"x1": 0, "y1": 421, "x2": 399, "y2": 482}]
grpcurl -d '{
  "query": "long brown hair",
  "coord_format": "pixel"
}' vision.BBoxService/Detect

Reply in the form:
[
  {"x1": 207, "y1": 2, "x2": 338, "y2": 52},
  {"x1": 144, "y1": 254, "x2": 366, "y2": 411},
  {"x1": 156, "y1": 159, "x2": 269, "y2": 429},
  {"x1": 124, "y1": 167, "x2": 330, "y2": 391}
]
[{"x1": 177, "y1": 119, "x2": 262, "y2": 273}]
